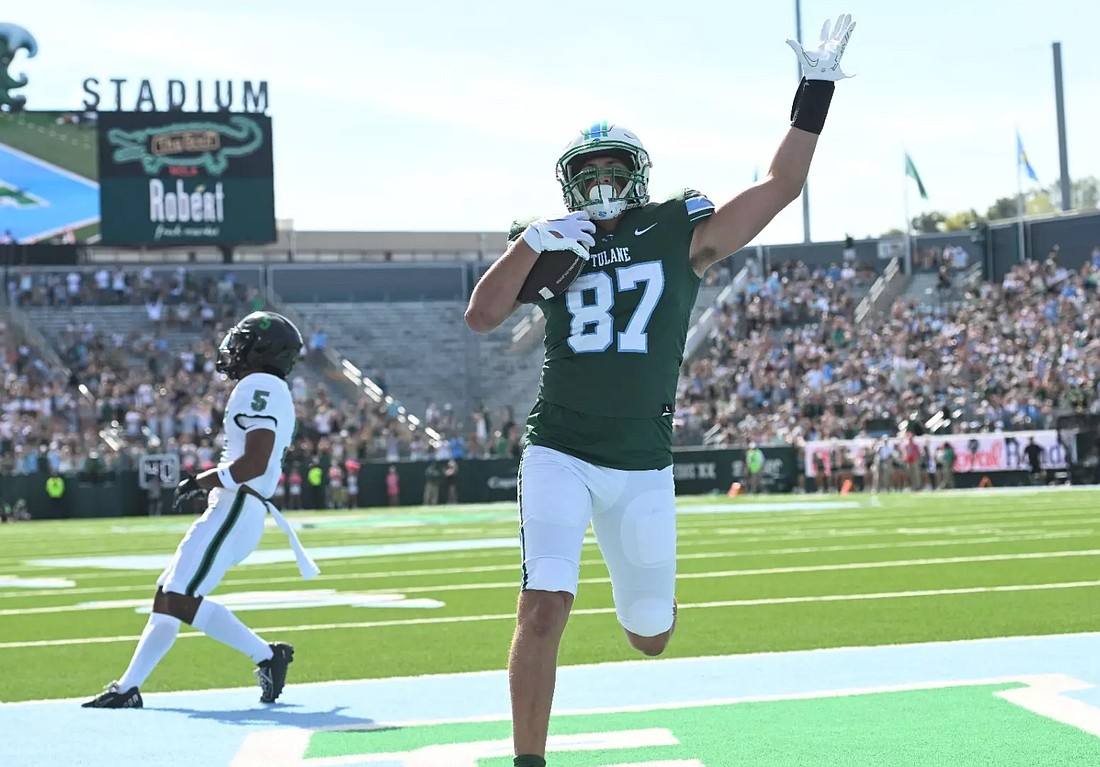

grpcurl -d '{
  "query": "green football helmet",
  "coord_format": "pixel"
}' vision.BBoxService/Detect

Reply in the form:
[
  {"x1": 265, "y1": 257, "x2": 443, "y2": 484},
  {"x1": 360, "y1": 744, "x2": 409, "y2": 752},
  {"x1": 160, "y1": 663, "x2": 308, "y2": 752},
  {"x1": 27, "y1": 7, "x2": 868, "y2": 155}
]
[{"x1": 555, "y1": 122, "x2": 652, "y2": 221}]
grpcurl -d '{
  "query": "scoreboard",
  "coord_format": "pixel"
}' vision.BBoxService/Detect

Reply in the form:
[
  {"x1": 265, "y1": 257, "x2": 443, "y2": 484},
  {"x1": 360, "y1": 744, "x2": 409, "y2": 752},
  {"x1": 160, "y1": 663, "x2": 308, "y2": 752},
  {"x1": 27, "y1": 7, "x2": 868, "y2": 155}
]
[{"x1": 96, "y1": 111, "x2": 275, "y2": 246}]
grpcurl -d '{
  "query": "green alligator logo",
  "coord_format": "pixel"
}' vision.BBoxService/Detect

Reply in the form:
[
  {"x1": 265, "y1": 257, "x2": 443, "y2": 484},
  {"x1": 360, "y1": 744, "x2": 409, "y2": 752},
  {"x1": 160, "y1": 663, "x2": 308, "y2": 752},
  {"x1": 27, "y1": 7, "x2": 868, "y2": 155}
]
[
  {"x1": 106, "y1": 115, "x2": 265, "y2": 175},
  {"x1": 0, "y1": 23, "x2": 38, "y2": 110}
]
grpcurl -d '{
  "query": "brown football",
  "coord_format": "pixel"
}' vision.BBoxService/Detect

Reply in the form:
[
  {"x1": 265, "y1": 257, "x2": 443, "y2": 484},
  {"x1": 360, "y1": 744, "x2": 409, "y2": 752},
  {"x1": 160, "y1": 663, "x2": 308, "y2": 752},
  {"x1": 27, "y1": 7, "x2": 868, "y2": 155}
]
[{"x1": 517, "y1": 250, "x2": 587, "y2": 304}]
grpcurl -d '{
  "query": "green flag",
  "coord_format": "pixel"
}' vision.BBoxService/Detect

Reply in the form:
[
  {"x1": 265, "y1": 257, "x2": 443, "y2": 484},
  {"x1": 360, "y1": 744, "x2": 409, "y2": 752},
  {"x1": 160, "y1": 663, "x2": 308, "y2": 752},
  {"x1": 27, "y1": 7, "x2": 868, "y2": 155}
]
[{"x1": 905, "y1": 152, "x2": 928, "y2": 200}]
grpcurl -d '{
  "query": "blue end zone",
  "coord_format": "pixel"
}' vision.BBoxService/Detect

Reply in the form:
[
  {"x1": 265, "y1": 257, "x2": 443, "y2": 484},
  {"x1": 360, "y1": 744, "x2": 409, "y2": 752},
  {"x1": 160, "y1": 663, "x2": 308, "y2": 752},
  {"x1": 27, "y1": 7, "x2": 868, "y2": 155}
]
[
  {"x1": 0, "y1": 143, "x2": 99, "y2": 242},
  {"x1": 2, "y1": 632, "x2": 1098, "y2": 767}
]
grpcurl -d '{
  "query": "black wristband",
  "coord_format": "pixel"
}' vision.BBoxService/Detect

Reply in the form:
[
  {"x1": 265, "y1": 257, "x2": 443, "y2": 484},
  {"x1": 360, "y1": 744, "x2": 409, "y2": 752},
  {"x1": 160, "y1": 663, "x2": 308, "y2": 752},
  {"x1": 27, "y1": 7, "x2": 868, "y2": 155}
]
[{"x1": 789, "y1": 78, "x2": 835, "y2": 135}]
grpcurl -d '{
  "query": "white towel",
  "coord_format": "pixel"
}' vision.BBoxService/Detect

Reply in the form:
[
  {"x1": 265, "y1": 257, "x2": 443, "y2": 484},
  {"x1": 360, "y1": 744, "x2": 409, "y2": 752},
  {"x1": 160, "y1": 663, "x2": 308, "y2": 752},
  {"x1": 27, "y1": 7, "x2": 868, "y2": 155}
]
[{"x1": 268, "y1": 506, "x2": 321, "y2": 579}]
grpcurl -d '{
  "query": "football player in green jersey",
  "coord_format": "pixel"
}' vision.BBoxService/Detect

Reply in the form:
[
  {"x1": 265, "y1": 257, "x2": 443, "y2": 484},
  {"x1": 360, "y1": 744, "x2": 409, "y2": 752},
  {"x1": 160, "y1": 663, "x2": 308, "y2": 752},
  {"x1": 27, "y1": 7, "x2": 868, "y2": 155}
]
[{"x1": 466, "y1": 14, "x2": 857, "y2": 767}]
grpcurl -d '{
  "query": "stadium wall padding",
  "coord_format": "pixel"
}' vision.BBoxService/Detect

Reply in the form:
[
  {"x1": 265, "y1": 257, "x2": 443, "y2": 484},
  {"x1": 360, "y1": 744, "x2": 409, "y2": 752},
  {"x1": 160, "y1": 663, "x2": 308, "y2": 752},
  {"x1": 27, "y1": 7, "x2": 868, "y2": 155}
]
[
  {"x1": 1, "y1": 447, "x2": 802, "y2": 518},
  {"x1": 0, "y1": 448, "x2": 1076, "y2": 519}
]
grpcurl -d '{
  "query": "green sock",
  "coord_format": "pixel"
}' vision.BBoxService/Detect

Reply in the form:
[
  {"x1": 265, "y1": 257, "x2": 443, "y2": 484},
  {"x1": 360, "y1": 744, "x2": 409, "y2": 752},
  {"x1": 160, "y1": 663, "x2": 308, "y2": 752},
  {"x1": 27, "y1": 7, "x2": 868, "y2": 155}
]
[{"x1": 514, "y1": 756, "x2": 546, "y2": 767}]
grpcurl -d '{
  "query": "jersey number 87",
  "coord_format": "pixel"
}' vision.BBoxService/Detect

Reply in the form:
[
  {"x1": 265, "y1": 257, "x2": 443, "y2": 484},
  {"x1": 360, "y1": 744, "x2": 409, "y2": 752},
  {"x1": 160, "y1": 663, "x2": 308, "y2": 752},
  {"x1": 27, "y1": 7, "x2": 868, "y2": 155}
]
[{"x1": 567, "y1": 261, "x2": 665, "y2": 355}]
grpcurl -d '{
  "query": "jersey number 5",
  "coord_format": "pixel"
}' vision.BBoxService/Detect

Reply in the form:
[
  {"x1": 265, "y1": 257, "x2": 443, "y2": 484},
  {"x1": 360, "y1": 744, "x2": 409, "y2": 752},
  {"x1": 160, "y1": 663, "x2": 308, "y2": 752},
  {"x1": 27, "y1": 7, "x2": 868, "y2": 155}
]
[
  {"x1": 251, "y1": 390, "x2": 271, "y2": 411},
  {"x1": 566, "y1": 261, "x2": 665, "y2": 354}
]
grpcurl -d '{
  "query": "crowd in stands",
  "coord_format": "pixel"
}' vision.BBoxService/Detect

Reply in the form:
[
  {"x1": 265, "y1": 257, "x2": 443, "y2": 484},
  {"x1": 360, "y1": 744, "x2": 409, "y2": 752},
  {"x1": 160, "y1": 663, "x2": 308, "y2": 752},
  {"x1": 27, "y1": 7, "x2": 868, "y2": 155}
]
[
  {"x1": 679, "y1": 245, "x2": 1100, "y2": 448},
  {"x1": 4, "y1": 243, "x2": 1099, "y2": 503},
  {"x1": 1, "y1": 267, "x2": 520, "y2": 503}
]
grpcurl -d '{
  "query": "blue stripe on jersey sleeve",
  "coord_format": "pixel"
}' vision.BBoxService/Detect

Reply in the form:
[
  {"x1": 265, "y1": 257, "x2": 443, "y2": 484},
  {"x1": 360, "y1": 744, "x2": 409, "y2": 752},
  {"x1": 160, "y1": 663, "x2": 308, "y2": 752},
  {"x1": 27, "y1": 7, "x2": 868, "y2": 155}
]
[{"x1": 685, "y1": 195, "x2": 715, "y2": 220}]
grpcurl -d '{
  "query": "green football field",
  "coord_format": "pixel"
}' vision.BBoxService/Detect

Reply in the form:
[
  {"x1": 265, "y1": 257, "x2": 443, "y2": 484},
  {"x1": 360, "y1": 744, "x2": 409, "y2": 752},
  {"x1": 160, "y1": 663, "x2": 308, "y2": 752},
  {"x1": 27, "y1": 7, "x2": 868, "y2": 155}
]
[
  {"x1": 0, "y1": 110, "x2": 101, "y2": 243},
  {"x1": 1, "y1": 487, "x2": 1099, "y2": 706},
  {"x1": 0, "y1": 110, "x2": 99, "y2": 180}
]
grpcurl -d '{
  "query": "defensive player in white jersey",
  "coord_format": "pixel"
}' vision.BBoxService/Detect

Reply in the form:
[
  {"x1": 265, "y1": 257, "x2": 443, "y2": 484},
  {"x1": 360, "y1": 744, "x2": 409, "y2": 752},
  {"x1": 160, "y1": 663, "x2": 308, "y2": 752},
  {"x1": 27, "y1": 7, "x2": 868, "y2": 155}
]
[{"x1": 83, "y1": 311, "x2": 308, "y2": 709}]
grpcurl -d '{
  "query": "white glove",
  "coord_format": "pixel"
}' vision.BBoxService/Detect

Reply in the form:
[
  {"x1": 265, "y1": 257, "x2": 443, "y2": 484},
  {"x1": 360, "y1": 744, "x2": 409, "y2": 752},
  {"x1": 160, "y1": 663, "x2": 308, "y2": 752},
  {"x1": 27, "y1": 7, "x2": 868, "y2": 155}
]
[
  {"x1": 787, "y1": 13, "x2": 856, "y2": 81},
  {"x1": 522, "y1": 211, "x2": 596, "y2": 261}
]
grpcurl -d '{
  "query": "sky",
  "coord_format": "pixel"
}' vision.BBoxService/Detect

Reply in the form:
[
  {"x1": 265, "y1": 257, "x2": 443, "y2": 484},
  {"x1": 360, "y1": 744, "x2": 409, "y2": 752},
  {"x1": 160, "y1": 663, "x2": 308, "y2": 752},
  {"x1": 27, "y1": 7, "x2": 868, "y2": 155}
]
[{"x1": 4, "y1": 0, "x2": 1098, "y2": 245}]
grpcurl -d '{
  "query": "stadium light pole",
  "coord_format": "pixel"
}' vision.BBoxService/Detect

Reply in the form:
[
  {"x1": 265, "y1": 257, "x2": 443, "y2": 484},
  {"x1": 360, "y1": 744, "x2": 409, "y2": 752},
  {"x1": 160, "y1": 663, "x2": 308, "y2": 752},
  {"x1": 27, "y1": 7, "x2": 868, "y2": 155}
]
[
  {"x1": 795, "y1": 0, "x2": 811, "y2": 243},
  {"x1": 1052, "y1": 42, "x2": 1072, "y2": 212}
]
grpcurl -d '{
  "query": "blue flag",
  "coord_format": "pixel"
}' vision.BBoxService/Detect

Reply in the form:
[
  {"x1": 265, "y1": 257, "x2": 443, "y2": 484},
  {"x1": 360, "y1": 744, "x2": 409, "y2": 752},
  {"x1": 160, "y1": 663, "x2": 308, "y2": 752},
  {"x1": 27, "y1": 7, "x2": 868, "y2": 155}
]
[{"x1": 1017, "y1": 131, "x2": 1039, "y2": 183}]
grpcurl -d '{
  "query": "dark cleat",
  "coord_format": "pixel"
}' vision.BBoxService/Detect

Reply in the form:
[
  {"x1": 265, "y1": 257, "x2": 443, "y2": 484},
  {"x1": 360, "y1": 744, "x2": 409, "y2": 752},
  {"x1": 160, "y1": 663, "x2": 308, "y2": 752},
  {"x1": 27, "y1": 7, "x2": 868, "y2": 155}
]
[
  {"x1": 82, "y1": 682, "x2": 143, "y2": 709},
  {"x1": 255, "y1": 642, "x2": 294, "y2": 703}
]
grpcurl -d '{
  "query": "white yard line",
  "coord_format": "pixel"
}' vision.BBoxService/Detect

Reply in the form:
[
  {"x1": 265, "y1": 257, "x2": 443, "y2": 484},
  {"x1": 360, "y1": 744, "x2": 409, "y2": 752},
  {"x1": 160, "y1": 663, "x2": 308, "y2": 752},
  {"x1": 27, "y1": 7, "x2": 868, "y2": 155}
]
[{"x1": 3, "y1": 578, "x2": 1100, "y2": 649}]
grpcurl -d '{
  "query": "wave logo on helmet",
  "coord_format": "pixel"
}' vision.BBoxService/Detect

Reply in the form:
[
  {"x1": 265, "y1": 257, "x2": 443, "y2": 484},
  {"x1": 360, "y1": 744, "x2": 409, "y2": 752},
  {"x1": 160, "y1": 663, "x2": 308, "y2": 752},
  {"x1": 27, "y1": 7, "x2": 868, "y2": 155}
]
[{"x1": 556, "y1": 122, "x2": 652, "y2": 221}]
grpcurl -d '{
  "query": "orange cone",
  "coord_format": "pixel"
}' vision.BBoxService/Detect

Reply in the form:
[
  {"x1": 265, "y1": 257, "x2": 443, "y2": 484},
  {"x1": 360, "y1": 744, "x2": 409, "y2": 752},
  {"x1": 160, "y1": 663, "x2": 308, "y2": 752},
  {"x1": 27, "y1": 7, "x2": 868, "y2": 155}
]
[
  {"x1": 978, "y1": 476, "x2": 993, "y2": 488},
  {"x1": 727, "y1": 482, "x2": 742, "y2": 497},
  {"x1": 840, "y1": 478, "x2": 853, "y2": 495}
]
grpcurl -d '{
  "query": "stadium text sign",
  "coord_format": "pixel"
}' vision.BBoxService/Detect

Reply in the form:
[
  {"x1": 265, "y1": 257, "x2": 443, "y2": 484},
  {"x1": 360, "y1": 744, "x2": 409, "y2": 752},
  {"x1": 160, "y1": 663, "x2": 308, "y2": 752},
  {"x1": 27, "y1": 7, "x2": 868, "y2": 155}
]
[
  {"x1": 0, "y1": 21, "x2": 267, "y2": 112},
  {"x1": 81, "y1": 78, "x2": 269, "y2": 113},
  {"x1": 96, "y1": 111, "x2": 275, "y2": 246},
  {"x1": 803, "y1": 429, "x2": 1070, "y2": 477}
]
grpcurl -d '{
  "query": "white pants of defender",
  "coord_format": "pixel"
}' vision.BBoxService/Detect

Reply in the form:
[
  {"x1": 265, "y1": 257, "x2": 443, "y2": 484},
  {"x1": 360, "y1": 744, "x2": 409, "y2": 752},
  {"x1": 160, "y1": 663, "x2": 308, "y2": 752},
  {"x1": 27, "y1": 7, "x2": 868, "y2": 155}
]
[
  {"x1": 158, "y1": 488, "x2": 267, "y2": 598},
  {"x1": 519, "y1": 444, "x2": 677, "y2": 638}
]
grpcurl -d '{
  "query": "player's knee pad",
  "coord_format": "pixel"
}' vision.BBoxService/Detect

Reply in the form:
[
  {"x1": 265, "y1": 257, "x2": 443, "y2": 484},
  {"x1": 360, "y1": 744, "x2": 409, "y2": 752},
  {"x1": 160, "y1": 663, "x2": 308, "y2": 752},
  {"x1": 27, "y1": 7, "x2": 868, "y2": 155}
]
[
  {"x1": 618, "y1": 596, "x2": 675, "y2": 638},
  {"x1": 522, "y1": 556, "x2": 580, "y2": 595}
]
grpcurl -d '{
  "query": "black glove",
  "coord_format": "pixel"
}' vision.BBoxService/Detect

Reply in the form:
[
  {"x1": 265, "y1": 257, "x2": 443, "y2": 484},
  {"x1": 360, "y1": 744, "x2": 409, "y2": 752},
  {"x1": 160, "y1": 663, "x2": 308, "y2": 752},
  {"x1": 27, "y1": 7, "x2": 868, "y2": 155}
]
[{"x1": 172, "y1": 474, "x2": 208, "y2": 514}]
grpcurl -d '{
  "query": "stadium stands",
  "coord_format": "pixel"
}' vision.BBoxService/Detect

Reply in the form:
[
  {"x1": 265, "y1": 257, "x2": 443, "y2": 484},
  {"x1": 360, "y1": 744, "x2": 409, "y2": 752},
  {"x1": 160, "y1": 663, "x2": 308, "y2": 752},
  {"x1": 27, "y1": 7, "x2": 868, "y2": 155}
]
[
  {"x1": 682, "y1": 248, "x2": 1100, "y2": 448},
  {"x1": 3, "y1": 238, "x2": 1098, "y2": 494}
]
